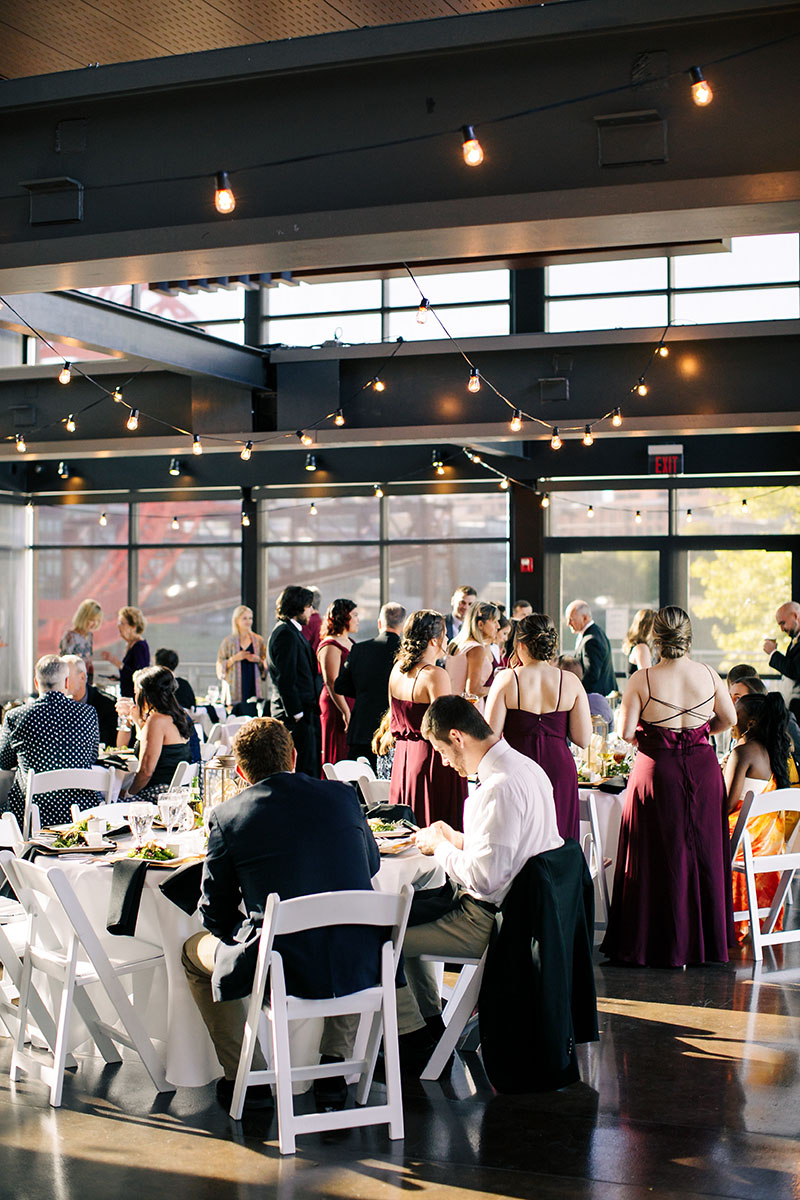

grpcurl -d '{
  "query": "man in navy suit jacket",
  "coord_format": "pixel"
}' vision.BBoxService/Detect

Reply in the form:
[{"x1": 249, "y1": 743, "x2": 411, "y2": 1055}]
[
  {"x1": 566, "y1": 599, "x2": 616, "y2": 697},
  {"x1": 181, "y1": 717, "x2": 380, "y2": 1111},
  {"x1": 267, "y1": 584, "x2": 323, "y2": 777}
]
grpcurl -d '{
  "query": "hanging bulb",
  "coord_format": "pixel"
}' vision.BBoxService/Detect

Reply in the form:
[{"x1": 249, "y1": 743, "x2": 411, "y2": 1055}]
[
  {"x1": 240, "y1": 440, "x2": 253, "y2": 461},
  {"x1": 98, "y1": 512, "x2": 108, "y2": 527},
  {"x1": 611, "y1": 407, "x2": 623, "y2": 428},
  {"x1": 417, "y1": 299, "x2": 430, "y2": 325},
  {"x1": 499, "y1": 477, "x2": 510, "y2": 491},
  {"x1": 334, "y1": 409, "x2": 345, "y2": 427},
  {"x1": 372, "y1": 377, "x2": 386, "y2": 392},
  {"x1": 510, "y1": 409, "x2": 523, "y2": 432},
  {"x1": 15, "y1": 433, "x2": 26, "y2": 453},
  {"x1": 741, "y1": 497, "x2": 748, "y2": 512},
  {"x1": 686, "y1": 508, "x2": 693, "y2": 524},
  {"x1": 192, "y1": 435, "x2": 203, "y2": 455},
  {"x1": 112, "y1": 387, "x2": 123, "y2": 402},
  {"x1": 540, "y1": 493, "x2": 551, "y2": 509},
  {"x1": 583, "y1": 424, "x2": 594, "y2": 447},
  {"x1": 57, "y1": 461, "x2": 69, "y2": 478},
  {"x1": 214, "y1": 171, "x2": 236, "y2": 213},
  {"x1": 436, "y1": 464, "x2": 445, "y2": 476},
  {"x1": 305, "y1": 453, "x2": 317, "y2": 472},
  {"x1": 65, "y1": 414, "x2": 76, "y2": 433},
  {"x1": 126, "y1": 408, "x2": 139, "y2": 431},
  {"x1": 636, "y1": 379, "x2": 649, "y2": 397},
  {"x1": 171, "y1": 515, "x2": 179, "y2": 531},
  {"x1": 461, "y1": 125, "x2": 484, "y2": 166},
  {"x1": 58, "y1": 362, "x2": 71, "y2": 385},
  {"x1": 467, "y1": 367, "x2": 481, "y2": 393},
  {"x1": 169, "y1": 457, "x2": 181, "y2": 476},
  {"x1": 550, "y1": 427, "x2": 562, "y2": 450},
  {"x1": 689, "y1": 66, "x2": 713, "y2": 107},
  {"x1": 657, "y1": 343, "x2": 669, "y2": 358},
  {"x1": 241, "y1": 510, "x2": 250, "y2": 527},
  {"x1": 309, "y1": 501, "x2": 318, "y2": 516},
  {"x1": 374, "y1": 484, "x2": 384, "y2": 498},
  {"x1": 635, "y1": 510, "x2": 642, "y2": 524},
  {"x1": 587, "y1": 505, "x2": 595, "y2": 519},
  {"x1": 296, "y1": 430, "x2": 313, "y2": 446}
]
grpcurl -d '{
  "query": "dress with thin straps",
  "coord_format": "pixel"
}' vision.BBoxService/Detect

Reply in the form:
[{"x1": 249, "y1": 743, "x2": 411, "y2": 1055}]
[
  {"x1": 318, "y1": 637, "x2": 354, "y2": 769},
  {"x1": 389, "y1": 665, "x2": 468, "y2": 830},
  {"x1": 502, "y1": 669, "x2": 579, "y2": 841},
  {"x1": 600, "y1": 665, "x2": 734, "y2": 967}
]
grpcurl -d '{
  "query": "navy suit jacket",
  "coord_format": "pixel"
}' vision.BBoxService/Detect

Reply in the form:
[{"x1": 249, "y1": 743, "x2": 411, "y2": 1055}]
[
  {"x1": 576, "y1": 622, "x2": 616, "y2": 696},
  {"x1": 334, "y1": 631, "x2": 399, "y2": 746},
  {"x1": 199, "y1": 771, "x2": 382, "y2": 1002}
]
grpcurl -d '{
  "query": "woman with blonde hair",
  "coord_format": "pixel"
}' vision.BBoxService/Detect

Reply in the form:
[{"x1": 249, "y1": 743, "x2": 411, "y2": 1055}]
[
  {"x1": 388, "y1": 610, "x2": 467, "y2": 829},
  {"x1": 216, "y1": 605, "x2": 267, "y2": 712},
  {"x1": 601, "y1": 606, "x2": 737, "y2": 967},
  {"x1": 623, "y1": 607, "x2": 656, "y2": 674},
  {"x1": 445, "y1": 601, "x2": 501, "y2": 704},
  {"x1": 59, "y1": 598, "x2": 102, "y2": 682},
  {"x1": 100, "y1": 605, "x2": 150, "y2": 697}
]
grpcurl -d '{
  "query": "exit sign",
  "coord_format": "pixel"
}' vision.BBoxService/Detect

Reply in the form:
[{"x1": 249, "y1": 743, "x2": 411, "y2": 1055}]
[{"x1": 648, "y1": 443, "x2": 684, "y2": 475}]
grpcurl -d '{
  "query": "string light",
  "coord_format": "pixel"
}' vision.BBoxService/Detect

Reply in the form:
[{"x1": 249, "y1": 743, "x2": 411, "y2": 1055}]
[
  {"x1": 431, "y1": 450, "x2": 445, "y2": 476},
  {"x1": 635, "y1": 510, "x2": 642, "y2": 524},
  {"x1": 65, "y1": 414, "x2": 76, "y2": 433},
  {"x1": 510, "y1": 409, "x2": 523, "y2": 432},
  {"x1": 15, "y1": 433, "x2": 26, "y2": 453},
  {"x1": 192, "y1": 435, "x2": 203, "y2": 455},
  {"x1": 169, "y1": 458, "x2": 181, "y2": 476},
  {"x1": 98, "y1": 512, "x2": 108, "y2": 527},
  {"x1": 334, "y1": 409, "x2": 346, "y2": 426},
  {"x1": 461, "y1": 125, "x2": 484, "y2": 166},
  {"x1": 550, "y1": 427, "x2": 562, "y2": 450},
  {"x1": 58, "y1": 362, "x2": 71, "y2": 385},
  {"x1": 126, "y1": 409, "x2": 139, "y2": 431},
  {"x1": 689, "y1": 66, "x2": 713, "y2": 106},
  {"x1": 241, "y1": 510, "x2": 250, "y2": 527},
  {"x1": 374, "y1": 484, "x2": 384, "y2": 498},
  {"x1": 741, "y1": 497, "x2": 748, "y2": 512},
  {"x1": 297, "y1": 430, "x2": 313, "y2": 446},
  {"x1": 635, "y1": 379, "x2": 649, "y2": 397},
  {"x1": 240, "y1": 440, "x2": 253, "y2": 461},
  {"x1": 417, "y1": 299, "x2": 430, "y2": 325},
  {"x1": 305, "y1": 453, "x2": 317, "y2": 472},
  {"x1": 309, "y1": 502, "x2": 318, "y2": 516},
  {"x1": 214, "y1": 171, "x2": 236, "y2": 213},
  {"x1": 611, "y1": 408, "x2": 623, "y2": 427},
  {"x1": 499, "y1": 477, "x2": 510, "y2": 491},
  {"x1": 171, "y1": 515, "x2": 179, "y2": 531},
  {"x1": 467, "y1": 367, "x2": 481, "y2": 393},
  {"x1": 112, "y1": 388, "x2": 123, "y2": 402},
  {"x1": 540, "y1": 493, "x2": 551, "y2": 509},
  {"x1": 656, "y1": 343, "x2": 669, "y2": 358},
  {"x1": 587, "y1": 504, "x2": 595, "y2": 519},
  {"x1": 583, "y1": 425, "x2": 594, "y2": 447},
  {"x1": 372, "y1": 377, "x2": 386, "y2": 392},
  {"x1": 57, "y1": 461, "x2": 69, "y2": 478},
  {"x1": 686, "y1": 509, "x2": 693, "y2": 524}
]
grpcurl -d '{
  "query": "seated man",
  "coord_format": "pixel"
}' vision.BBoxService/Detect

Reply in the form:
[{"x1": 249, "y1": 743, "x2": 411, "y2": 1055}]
[
  {"x1": 396, "y1": 695, "x2": 563, "y2": 1065},
  {"x1": 63, "y1": 654, "x2": 118, "y2": 747},
  {"x1": 182, "y1": 717, "x2": 382, "y2": 1113},
  {"x1": 0, "y1": 654, "x2": 100, "y2": 829}
]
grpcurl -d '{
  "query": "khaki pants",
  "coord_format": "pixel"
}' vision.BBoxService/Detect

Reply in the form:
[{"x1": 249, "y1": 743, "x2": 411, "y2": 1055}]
[
  {"x1": 182, "y1": 931, "x2": 358, "y2": 1080},
  {"x1": 395, "y1": 896, "x2": 496, "y2": 1035}
]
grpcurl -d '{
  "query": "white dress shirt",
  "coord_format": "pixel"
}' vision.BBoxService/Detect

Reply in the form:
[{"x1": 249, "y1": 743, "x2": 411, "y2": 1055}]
[{"x1": 433, "y1": 738, "x2": 563, "y2": 906}]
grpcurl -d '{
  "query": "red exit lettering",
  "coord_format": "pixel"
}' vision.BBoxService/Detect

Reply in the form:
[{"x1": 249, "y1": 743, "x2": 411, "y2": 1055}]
[{"x1": 655, "y1": 456, "x2": 678, "y2": 474}]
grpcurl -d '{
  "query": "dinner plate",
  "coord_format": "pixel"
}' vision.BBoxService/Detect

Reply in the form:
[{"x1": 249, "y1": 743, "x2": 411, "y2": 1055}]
[
  {"x1": 48, "y1": 821, "x2": 129, "y2": 839},
  {"x1": 105, "y1": 851, "x2": 205, "y2": 869},
  {"x1": 377, "y1": 837, "x2": 417, "y2": 856},
  {"x1": 31, "y1": 837, "x2": 117, "y2": 854}
]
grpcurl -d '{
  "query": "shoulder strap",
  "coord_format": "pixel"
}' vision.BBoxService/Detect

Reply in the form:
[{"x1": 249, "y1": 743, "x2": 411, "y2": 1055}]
[
  {"x1": 411, "y1": 662, "x2": 434, "y2": 702},
  {"x1": 513, "y1": 668, "x2": 520, "y2": 709},
  {"x1": 644, "y1": 668, "x2": 652, "y2": 701},
  {"x1": 556, "y1": 669, "x2": 564, "y2": 709}
]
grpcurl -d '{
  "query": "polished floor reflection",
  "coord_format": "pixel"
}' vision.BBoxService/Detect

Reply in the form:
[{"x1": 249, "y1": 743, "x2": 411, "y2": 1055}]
[{"x1": 0, "y1": 908, "x2": 798, "y2": 1200}]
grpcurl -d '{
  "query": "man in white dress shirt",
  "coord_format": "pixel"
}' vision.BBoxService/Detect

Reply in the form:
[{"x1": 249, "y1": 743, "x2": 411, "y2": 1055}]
[{"x1": 395, "y1": 694, "x2": 562, "y2": 1056}]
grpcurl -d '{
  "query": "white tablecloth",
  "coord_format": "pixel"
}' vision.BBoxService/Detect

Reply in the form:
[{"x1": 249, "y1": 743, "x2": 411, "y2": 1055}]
[{"x1": 579, "y1": 784, "x2": 627, "y2": 882}]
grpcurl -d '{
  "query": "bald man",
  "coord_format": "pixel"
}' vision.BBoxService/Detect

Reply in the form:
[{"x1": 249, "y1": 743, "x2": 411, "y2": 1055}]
[
  {"x1": 565, "y1": 600, "x2": 616, "y2": 697},
  {"x1": 763, "y1": 601, "x2": 800, "y2": 721}
]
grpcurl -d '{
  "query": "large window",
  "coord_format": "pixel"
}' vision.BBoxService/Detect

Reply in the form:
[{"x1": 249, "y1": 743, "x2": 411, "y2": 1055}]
[{"x1": 558, "y1": 550, "x2": 660, "y2": 677}]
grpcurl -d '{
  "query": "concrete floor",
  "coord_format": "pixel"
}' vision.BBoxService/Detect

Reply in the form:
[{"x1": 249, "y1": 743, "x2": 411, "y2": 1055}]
[{"x1": 0, "y1": 918, "x2": 798, "y2": 1200}]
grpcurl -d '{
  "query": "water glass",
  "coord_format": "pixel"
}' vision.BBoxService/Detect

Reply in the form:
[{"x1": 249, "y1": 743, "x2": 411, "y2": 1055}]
[{"x1": 126, "y1": 802, "x2": 156, "y2": 848}]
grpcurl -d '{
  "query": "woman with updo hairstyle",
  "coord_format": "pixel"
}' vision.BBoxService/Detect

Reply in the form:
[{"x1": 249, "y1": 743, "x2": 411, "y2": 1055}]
[
  {"x1": 623, "y1": 607, "x2": 657, "y2": 674},
  {"x1": 388, "y1": 609, "x2": 468, "y2": 829},
  {"x1": 118, "y1": 666, "x2": 193, "y2": 802},
  {"x1": 600, "y1": 605, "x2": 737, "y2": 968},
  {"x1": 485, "y1": 613, "x2": 591, "y2": 840},
  {"x1": 317, "y1": 597, "x2": 359, "y2": 767}
]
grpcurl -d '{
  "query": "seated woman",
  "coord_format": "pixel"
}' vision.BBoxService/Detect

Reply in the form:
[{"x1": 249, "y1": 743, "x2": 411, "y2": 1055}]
[
  {"x1": 485, "y1": 613, "x2": 591, "y2": 841},
  {"x1": 445, "y1": 601, "x2": 500, "y2": 705},
  {"x1": 724, "y1": 691, "x2": 798, "y2": 941},
  {"x1": 119, "y1": 665, "x2": 193, "y2": 803}
]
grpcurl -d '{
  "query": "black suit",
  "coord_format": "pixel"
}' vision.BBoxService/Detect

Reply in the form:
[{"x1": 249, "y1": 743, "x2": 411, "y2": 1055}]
[
  {"x1": 200, "y1": 771, "x2": 382, "y2": 1002},
  {"x1": 769, "y1": 636, "x2": 800, "y2": 721},
  {"x1": 444, "y1": 613, "x2": 463, "y2": 642},
  {"x1": 576, "y1": 622, "x2": 616, "y2": 696},
  {"x1": 268, "y1": 618, "x2": 322, "y2": 777},
  {"x1": 85, "y1": 684, "x2": 118, "y2": 747},
  {"x1": 334, "y1": 630, "x2": 400, "y2": 763}
]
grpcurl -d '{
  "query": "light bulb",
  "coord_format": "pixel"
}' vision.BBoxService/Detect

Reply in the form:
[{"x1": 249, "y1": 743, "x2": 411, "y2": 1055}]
[
  {"x1": 305, "y1": 453, "x2": 317, "y2": 472},
  {"x1": 510, "y1": 408, "x2": 523, "y2": 432},
  {"x1": 334, "y1": 409, "x2": 345, "y2": 427},
  {"x1": 461, "y1": 125, "x2": 484, "y2": 166},
  {"x1": 611, "y1": 408, "x2": 622, "y2": 427},
  {"x1": 436, "y1": 464, "x2": 445, "y2": 476},
  {"x1": 587, "y1": 505, "x2": 595, "y2": 519},
  {"x1": 171, "y1": 516, "x2": 179, "y2": 531},
  {"x1": 467, "y1": 368, "x2": 481, "y2": 393},
  {"x1": 126, "y1": 408, "x2": 139, "y2": 431},
  {"x1": 417, "y1": 299, "x2": 430, "y2": 325},
  {"x1": 686, "y1": 509, "x2": 693, "y2": 524},
  {"x1": 657, "y1": 344, "x2": 669, "y2": 358},
  {"x1": 65, "y1": 414, "x2": 76, "y2": 433},
  {"x1": 214, "y1": 171, "x2": 236, "y2": 213},
  {"x1": 169, "y1": 458, "x2": 181, "y2": 476},
  {"x1": 58, "y1": 362, "x2": 71, "y2": 385},
  {"x1": 297, "y1": 430, "x2": 313, "y2": 446},
  {"x1": 57, "y1": 461, "x2": 69, "y2": 478},
  {"x1": 741, "y1": 497, "x2": 748, "y2": 512},
  {"x1": 112, "y1": 387, "x2": 123, "y2": 402},
  {"x1": 192, "y1": 435, "x2": 203, "y2": 455},
  {"x1": 241, "y1": 510, "x2": 250, "y2": 527},
  {"x1": 550, "y1": 427, "x2": 562, "y2": 450},
  {"x1": 540, "y1": 493, "x2": 550, "y2": 509},
  {"x1": 309, "y1": 502, "x2": 318, "y2": 516},
  {"x1": 583, "y1": 424, "x2": 594, "y2": 447},
  {"x1": 98, "y1": 512, "x2": 108, "y2": 527},
  {"x1": 15, "y1": 433, "x2": 26, "y2": 453},
  {"x1": 372, "y1": 377, "x2": 386, "y2": 393},
  {"x1": 689, "y1": 66, "x2": 713, "y2": 107},
  {"x1": 374, "y1": 484, "x2": 384, "y2": 498},
  {"x1": 499, "y1": 477, "x2": 509, "y2": 491},
  {"x1": 635, "y1": 510, "x2": 642, "y2": 524},
  {"x1": 636, "y1": 380, "x2": 649, "y2": 397},
  {"x1": 240, "y1": 440, "x2": 253, "y2": 461}
]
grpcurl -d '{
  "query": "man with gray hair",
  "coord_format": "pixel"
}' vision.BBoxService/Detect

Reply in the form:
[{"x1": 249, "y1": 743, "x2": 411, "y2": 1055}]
[
  {"x1": 63, "y1": 654, "x2": 118, "y2": 747},
  {"x1": 565, "y1": 599, "x2": 616, "y2": 696},
  {"x1": 0, "y1": 654, "x2": 100, "y2": 829},
  {"x1": 335, "y1": 602, "x2": 406, "y2": 767},
  {"x1": 763, "y1": 601, "x2": 800, "y2": 721}
]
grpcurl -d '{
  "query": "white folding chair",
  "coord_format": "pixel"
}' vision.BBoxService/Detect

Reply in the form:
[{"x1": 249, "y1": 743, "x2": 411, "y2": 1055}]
[
  {"x1": 224, "y1": 717, "x2": 252, "y2": 742},
  {"x1": 230, "y1": 885, "x2": 413, "y2": 1155},
  {"x1": 167, "y1": 760, "x2": 200, "y2": 790},
  {"x1": 732, "y1": 788, "x2": 800, "y2": 961},
  {"x1": 206, "y1": 723, "x2": 229, "y2": 749},
  {"x1": 0, "y1": 850, "x2": 175, "y2": 1106},
  {"x1": 729, "y1": 779, "x2": 772, "y2": 924},
  {"x1": 0, "y1": 812, "x2": 25, "y2": 856},
  {"x1": 70, "y1": 801, "x2": 130, "y2": 826},
  {"x1": 579, "y1": 792, "x2": 611, "y2": 927},
  {"x1": 322, "y1": 760, "x2": 377, "y2": 784},
  {"x1": 24, "y1": 766, "x2": 116, "y2": 841},
  {"x1": 417, "y1": 947, "x2": 491, "y2": 1081},
  {"x1": 360, "y1": 778, "x2": 392, "y2": 808}
]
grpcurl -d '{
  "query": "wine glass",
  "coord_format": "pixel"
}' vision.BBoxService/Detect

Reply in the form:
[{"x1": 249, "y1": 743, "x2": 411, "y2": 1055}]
[{"x1": 126, "y1": 802, "x2": 156, "y2": 849}]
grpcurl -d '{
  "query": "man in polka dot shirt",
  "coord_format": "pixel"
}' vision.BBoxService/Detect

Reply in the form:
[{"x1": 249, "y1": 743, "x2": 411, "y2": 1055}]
[{"x1": 0, "y1": 655, "x2": 100, "y2": 829}]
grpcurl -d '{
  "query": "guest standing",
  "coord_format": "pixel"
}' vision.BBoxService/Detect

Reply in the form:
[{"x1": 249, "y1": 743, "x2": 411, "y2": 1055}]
[
  {"x1": 100, "y1": 606, "x2": 150, "y2": 698},
  {"x1": 302, "y1": 586, "x2": 323, "y2": 659},
  {"x1": 267, "y1": 585, "x2": 322, "y2": 778},
  {"x1": 486, "y1": 613, "x2": 591, "y2": 841},
  {"x1": 59, "y1": 598, "x2": 102, "y2": 683},
  {"x1": 118, "y1": 665, "x2": 192, "y2": 803},
  {"x1": 565, "y1": 600, "x2": 616, "y2": 696},
  {"x1": 389, "y1": 610, "x2": 468, "y2": 829},
  {"x1": 334, "y1": 602, "x2": 405, "y2": 767},
  {"x1": 216, "y1": 605, "x2": 267, "y2": 714},
  {"x1": 318, "y1": 598, "x2": 359, "y2": 767},
  {"x1": 445, "y1": 602, "x2": 501, "y2": 703},
  {"x1": 600, "y1": 606, "x2": 736, "y2": 967},
  {"x1": 623, "y1": 608, "x2": 656, "y2": 675},
  {"x1": 444, "y1": 585, "x2": 477, "y2": 642},
  {"x1": 763, "y1": 601, "x2": 800, "y2": 721}
]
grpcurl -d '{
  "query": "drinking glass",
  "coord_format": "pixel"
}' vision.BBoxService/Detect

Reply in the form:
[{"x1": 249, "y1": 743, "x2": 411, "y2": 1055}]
[
  {"x1": 158, "y1": 793, "x2": 194, "y2": 837},
  {"x1": 126, "y1": 802, "x2": 156, "y2": 848}
]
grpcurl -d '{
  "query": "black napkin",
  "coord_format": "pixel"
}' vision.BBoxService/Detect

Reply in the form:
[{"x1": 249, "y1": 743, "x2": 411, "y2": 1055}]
[
  {"x1": 158, "y1": 860, "x2": 204, "y2": 915},
  {"x1": 107, "y1": 858, "x2": 148, "y2": 936}
]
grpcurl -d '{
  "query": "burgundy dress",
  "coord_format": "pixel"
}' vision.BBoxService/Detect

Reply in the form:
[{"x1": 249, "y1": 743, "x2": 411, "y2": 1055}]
[
  {"x1": 318, "y1": 638, "x2": 354, "y2": 768},
  {"x1": 600, "y1": 672, "x2": 734, "y2": 967},
  {"x1": 502, "y1": 669, "x2": 579, "y2": 842},
  {"x1": 389, "y1": 668, "x2": 468, "y2": 830}
]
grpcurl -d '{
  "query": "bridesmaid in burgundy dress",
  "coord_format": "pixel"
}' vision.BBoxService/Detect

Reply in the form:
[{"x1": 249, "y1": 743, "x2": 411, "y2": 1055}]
[
  {"x1": 389, "y1": 610, "x2": 468, "y2": 830},
  {"x1": 318, "y1": 598, "x2": 359, "y2": 768},
  {"x1": 485, "y1": 613, "x2": 591, "y2": 840},
  {"x1": 600, "y1": 606, "x2": 737, "y2": 967}
]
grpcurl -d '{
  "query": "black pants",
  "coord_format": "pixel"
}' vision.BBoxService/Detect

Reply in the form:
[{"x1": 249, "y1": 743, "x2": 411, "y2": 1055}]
[{"x1": 284, "y1": 713, "x2": 321, "y2": 778}]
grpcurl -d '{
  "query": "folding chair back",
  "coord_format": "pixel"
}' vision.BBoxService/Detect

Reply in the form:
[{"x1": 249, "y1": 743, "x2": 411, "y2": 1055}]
[
  {"x1": 359, "y1": 778, "x2": 392, "y2": 808},
  {"x1": 730, "y1": 779, "x2": 777, "y2": 924},
  {"x1": 0, "y1": 812, "x2": 24, "y2": 855},
  {"x1": 322, "y1": 759, "x2": 376, "y2": 783},
  {"x1": 24, "y1": 767, "x2": 115, "y2": 840},
  {"x1": 733, "y1": 787, "x2": 800, "y2": 960},
  {"x1": 167, "y1": 760, "x2": 199, "y2": 790},
  {"x1": 230, "y1": 885, "x2": 413, "y2": 1154},
  {"x1": 579, "y1": 792, "x2": 610, "y2": 927}
]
